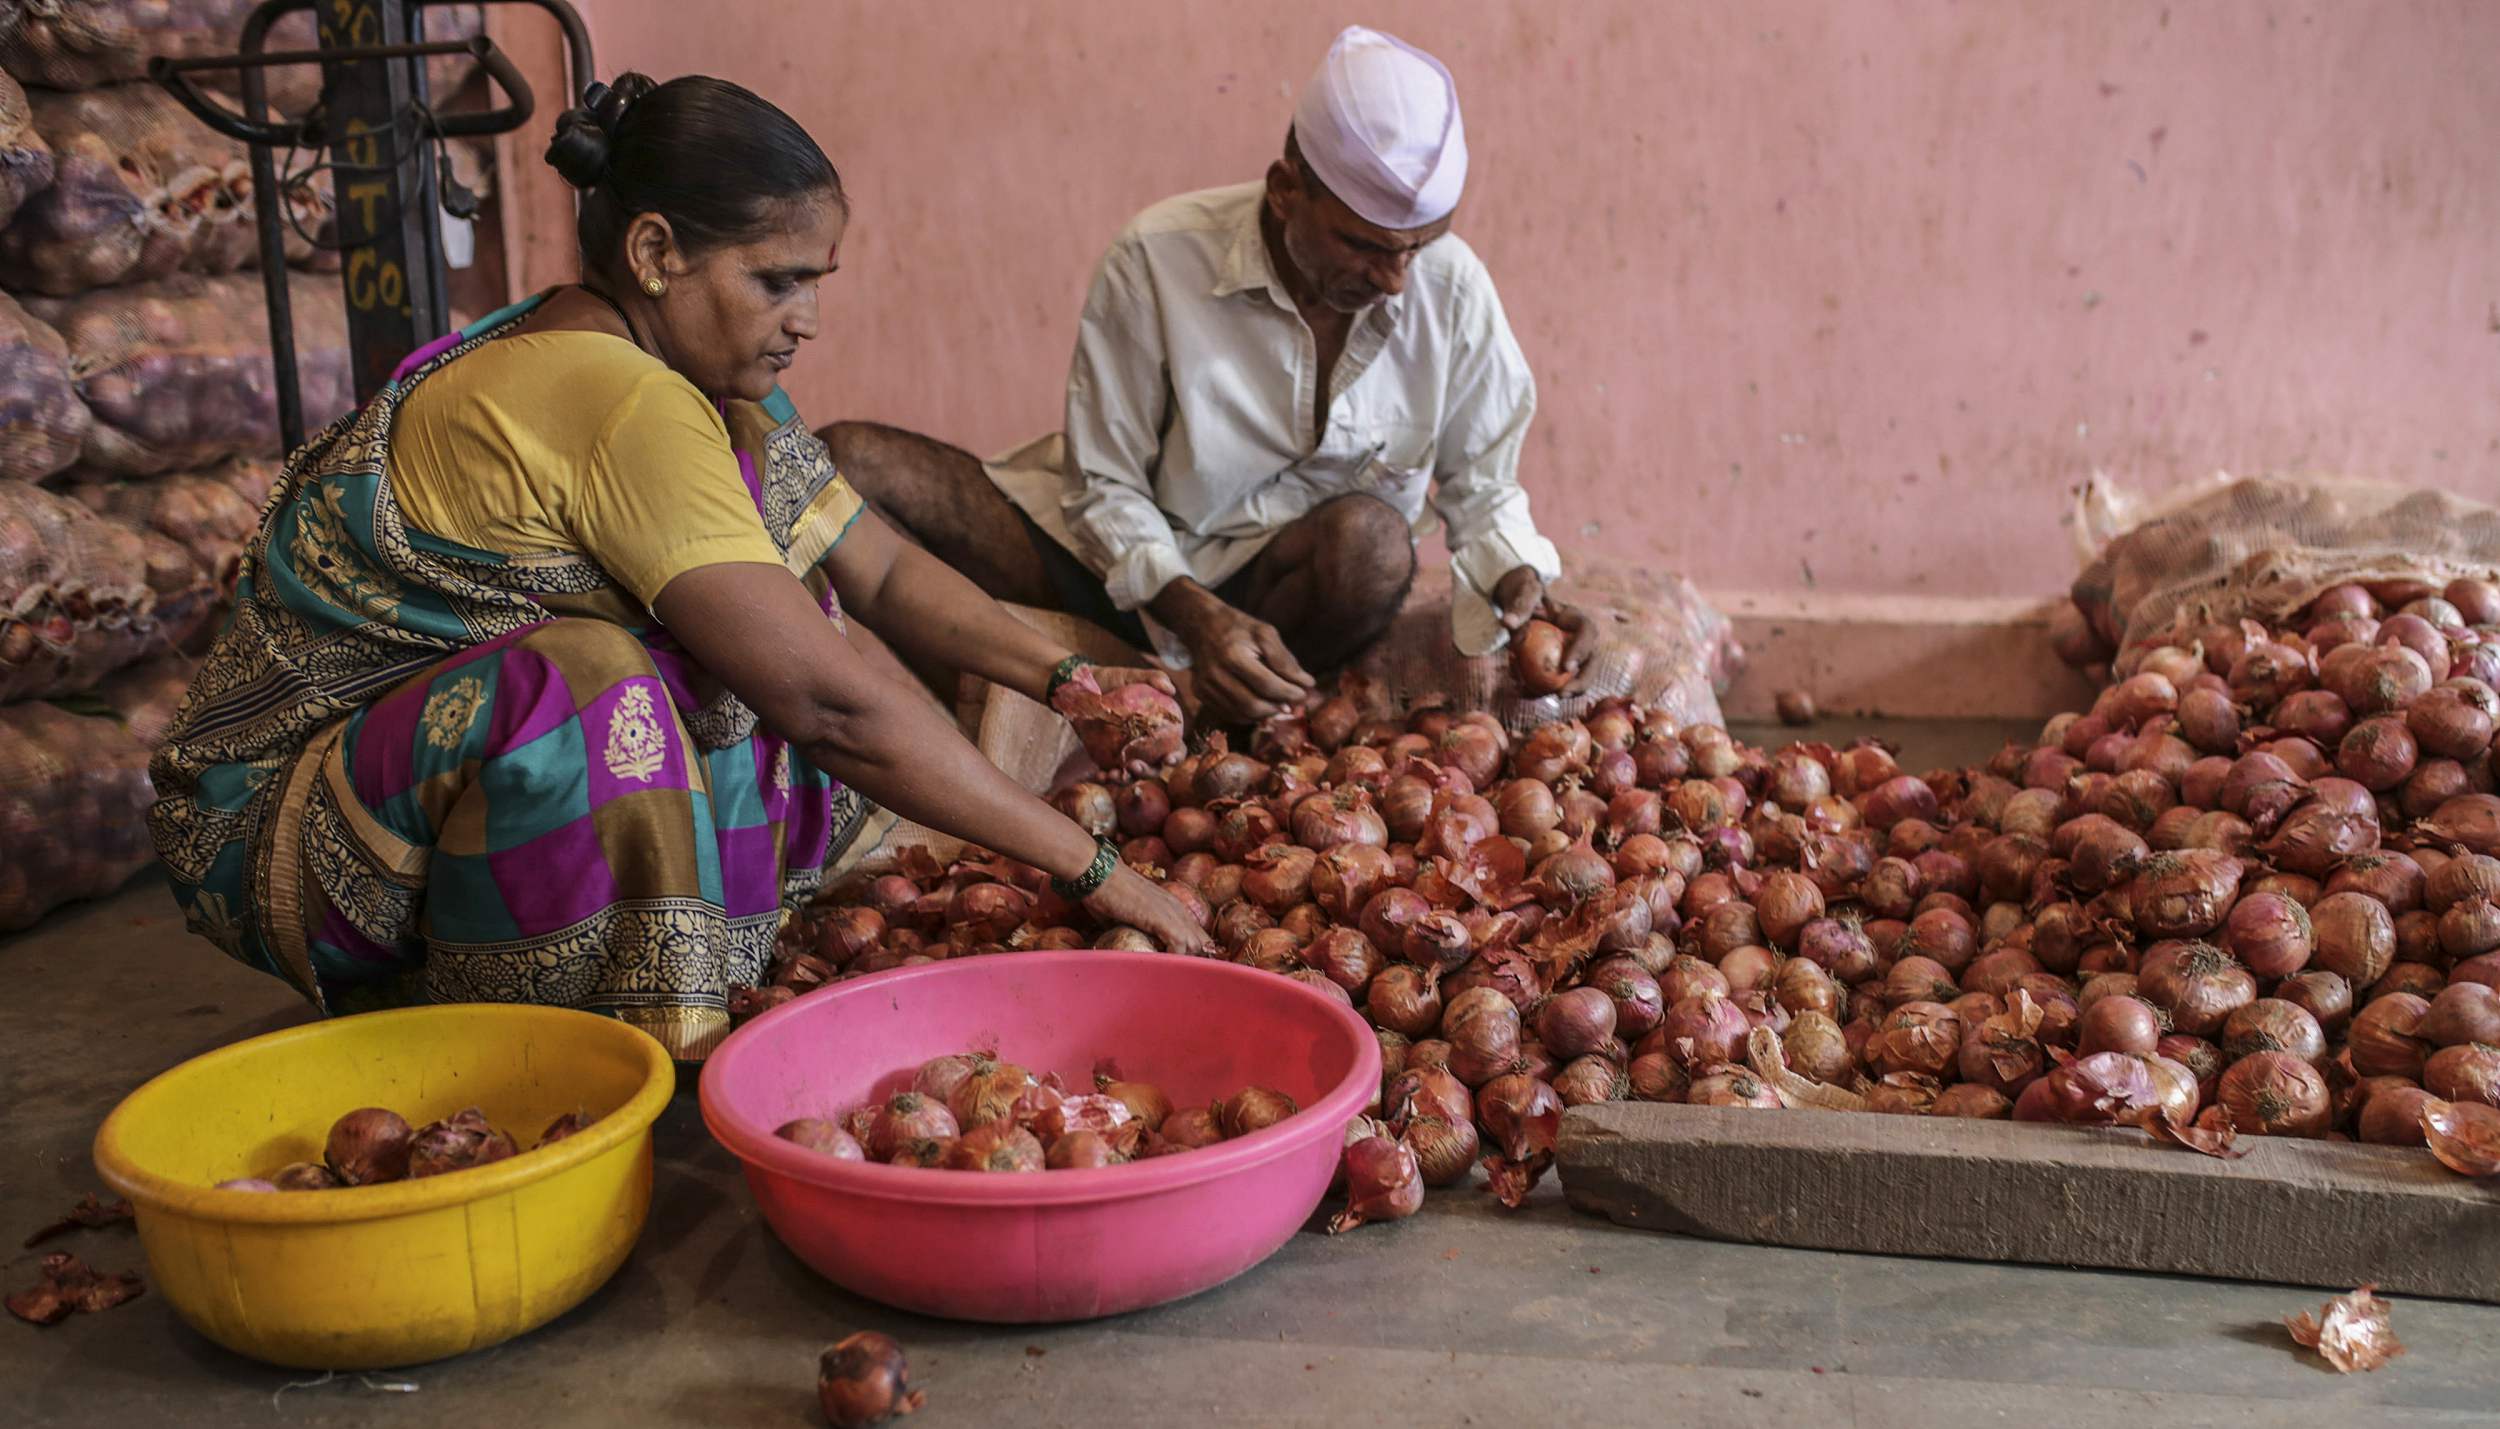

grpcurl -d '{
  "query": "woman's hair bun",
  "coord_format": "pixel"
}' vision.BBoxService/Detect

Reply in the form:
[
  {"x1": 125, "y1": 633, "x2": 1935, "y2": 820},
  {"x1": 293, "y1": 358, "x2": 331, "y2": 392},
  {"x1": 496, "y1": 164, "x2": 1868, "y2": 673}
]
[{"x1": 544, "y1": 72, "x2": 659, "y2": 191}]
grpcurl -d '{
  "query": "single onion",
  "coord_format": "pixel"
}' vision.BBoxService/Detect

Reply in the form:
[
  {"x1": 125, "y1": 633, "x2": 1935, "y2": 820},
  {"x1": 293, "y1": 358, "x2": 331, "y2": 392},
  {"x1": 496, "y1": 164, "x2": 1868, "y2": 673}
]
[
  {"x1": 819, "y1": 1331, "x2": 924, "y2": 1427},
  {"x1": 2221, "y1": 998, "x2": 2328, "y2": 1066},
  {"x1": 2336, "y1": 715, "x2": 2420, "y2": 793},
  {"x1": 1718, "y1": 944, "x2": 1780, "y2": 996},
  {"x1": 2138, "y1": 940, "x2": 2256, "y2": 1037},
  {"x1": 2216, "y1": 1051, "x2": 2332, "y2": 1137},
  {"x1": 2076, "y1": 994, "x2": 2161, "y2": 1057},
  {"x1": 1587, "y1": 957, "x2": 1666, "y2": 1039},
  {"x1": 2033, "y1": 1051, "x2": 2157, "y2": 1125},
  {"x1": 2349, "y1": 992, "x2": 2434, "y2": 1078},
  {"x1": 1553, "y1": 1054, "x2": 1626, "y2": 1108},
  {"x1": 1401, "y1": 1111, "x2": 1480, "y2": 1187},
  {"x1": 1934, "y1": 1084, "x2": 2012, "y2": 1119},
  {"x1": 1051, "y1": 781, "x2": 1117, "y2": 837},
  {"x1": 2127, "y1": 850, "x2": 2244, "y2": 939},
  {"x1": 1512, "y1": 619, "x2": 1572, "y2": 695},
  {"x1": 1628, "y1": 1051, "x2": 1692, "y2": 1101},
  {"x1": 1365, "y1": 964, "x2": 1444, "y2": 1038},
  {"x1": 1796, "y1": 916, "x2": 1878, "y2": 983},
  {"x1": 1536, "y1": 987, "x2": 1619, "y2": 1061},
  {"x1": 2328, "y1": 644, "x2": 2434, "y2": 715},
  {"x1": 324, "y1": 1107, "x2": 414, "y2": 1186},
  {"x1": 2222, "y1": 891, "x2": 2314, "y2": 979},
  {"x1": 865, "y1": 1092, "x2": 960, "y2": 1161},
  {"x1": 2309, "y1": 891, "x2": 2397, "y2": 987},
  {"x1": 406, "y1": 1109, "x2": 518, "y2": 1178},
  {"x1": 1216, "y1": 1086, "x2": 1299, "y2": 1139},
  {"x1": 776, "y1": 1119, "x2": 865, "y2": 1164},
  {"x1": 2277, "y1": 969, "x2": 2355, "y2": 1037},
  {"x1": 1659, "y1": 989, "x2": 1751, "y2": 1069},
  {"x1": 1328, "y1": 1133, "x2": 1424, "y2": 1233},
  {"x1": 1782, "y1": 1012, "x2": 1855, "y2": 1084},
  {"x1": 941, "y1": 1120, "x2": 1046, "y2": 1175},
  {"x1": 2358, "y1": 1084, "x2": 2440, "y2": 1146},
  {"x1": 1902, "y1": 907, "x2": 1977, "y2": 975},
  {"x1": 1685, "y1": 1064, "x2": 1784, "y2": 1109},
  {"x1": 2421, "y1": 982, "x2": 2500, "y2": 1048}
]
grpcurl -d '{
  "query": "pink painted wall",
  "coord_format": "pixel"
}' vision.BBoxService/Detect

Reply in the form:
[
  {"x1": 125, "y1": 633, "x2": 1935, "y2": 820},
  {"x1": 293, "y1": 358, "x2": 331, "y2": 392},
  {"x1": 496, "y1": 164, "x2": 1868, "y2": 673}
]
[{"x1": 508, "y1": 1, "x2": 2500, "y2": 599}]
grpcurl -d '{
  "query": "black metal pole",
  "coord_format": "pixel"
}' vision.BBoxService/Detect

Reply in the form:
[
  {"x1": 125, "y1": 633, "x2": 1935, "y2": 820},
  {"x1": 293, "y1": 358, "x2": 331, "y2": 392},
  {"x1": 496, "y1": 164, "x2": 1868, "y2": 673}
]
[{"x1": 236, "y1": 11, "x2": 304, "y2": 454}]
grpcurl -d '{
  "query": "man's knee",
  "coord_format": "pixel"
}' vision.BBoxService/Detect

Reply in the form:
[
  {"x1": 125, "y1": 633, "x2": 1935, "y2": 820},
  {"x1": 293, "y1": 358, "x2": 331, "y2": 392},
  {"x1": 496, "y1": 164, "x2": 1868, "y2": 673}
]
[
  {"x1": 1278, "y1": 495, "x2": 1415, "y2": 669},
  {"x1": 1308, "y1": 494, "x2": 1416, "y2": 610}
]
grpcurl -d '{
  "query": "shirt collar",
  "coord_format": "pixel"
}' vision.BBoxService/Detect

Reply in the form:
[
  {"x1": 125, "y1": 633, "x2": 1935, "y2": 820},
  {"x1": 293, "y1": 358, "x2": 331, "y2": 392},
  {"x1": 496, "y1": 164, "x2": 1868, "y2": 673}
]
[
  {"x1": 1213, "y1": 196, "x2": 1284, "y2": 304},
  {"x1": 1212, "y1": 190, "x2": 1409, "y2": 326}
]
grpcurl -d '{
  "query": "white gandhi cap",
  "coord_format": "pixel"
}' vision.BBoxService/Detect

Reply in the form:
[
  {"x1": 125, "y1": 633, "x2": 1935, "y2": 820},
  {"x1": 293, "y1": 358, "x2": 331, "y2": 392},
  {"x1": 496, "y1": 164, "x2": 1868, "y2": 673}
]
[{"x1": 1290, "y1": 25, "x2": 1469, "y2": 231}]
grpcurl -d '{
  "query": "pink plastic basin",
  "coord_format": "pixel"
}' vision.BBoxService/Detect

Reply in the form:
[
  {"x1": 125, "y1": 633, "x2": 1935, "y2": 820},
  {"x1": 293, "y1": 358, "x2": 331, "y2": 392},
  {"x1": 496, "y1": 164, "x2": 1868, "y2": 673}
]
[{"x1": 700, "y1": 951, "x2": 1380, "y2": 1323}]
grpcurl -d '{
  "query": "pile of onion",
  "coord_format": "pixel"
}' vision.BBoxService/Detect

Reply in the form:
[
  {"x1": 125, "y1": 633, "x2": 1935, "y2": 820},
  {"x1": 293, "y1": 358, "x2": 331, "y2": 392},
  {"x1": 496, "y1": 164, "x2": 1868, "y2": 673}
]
[
  {"x1": 777, "y1": 1049, "x2": 1297, "y2": 1174},
  {"x1": 774, "y1": 595, "x2": 2500, "y2": 1223},
  {"x1": 219, "y1": 1103, "x2": 588, "y2": 1192}
]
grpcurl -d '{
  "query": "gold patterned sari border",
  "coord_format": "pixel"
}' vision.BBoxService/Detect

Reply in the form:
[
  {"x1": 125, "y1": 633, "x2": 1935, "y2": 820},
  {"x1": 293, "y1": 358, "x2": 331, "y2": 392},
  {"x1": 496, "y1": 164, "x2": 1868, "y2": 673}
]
[{"x1": 263, "y1": 720, "x2": 350, "y2": 1004}]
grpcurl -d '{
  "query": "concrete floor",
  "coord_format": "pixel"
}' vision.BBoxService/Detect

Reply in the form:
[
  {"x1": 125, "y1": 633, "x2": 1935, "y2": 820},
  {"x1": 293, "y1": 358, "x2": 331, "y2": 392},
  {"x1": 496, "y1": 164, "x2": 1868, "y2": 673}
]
[{"x1": 10, "y1": 720, "x2": 2500, "y2": 1426}]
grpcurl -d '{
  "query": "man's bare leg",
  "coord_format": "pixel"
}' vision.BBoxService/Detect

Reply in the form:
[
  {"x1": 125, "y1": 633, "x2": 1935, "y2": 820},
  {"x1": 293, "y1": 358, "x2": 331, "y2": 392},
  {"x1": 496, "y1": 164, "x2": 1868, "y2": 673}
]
[
  {"x1": 818, "y1": 421, "x2": 1059, "y2": 607},
  {"x1": 1230, "y1": 493, "x2": 1417, "y2": 674}
]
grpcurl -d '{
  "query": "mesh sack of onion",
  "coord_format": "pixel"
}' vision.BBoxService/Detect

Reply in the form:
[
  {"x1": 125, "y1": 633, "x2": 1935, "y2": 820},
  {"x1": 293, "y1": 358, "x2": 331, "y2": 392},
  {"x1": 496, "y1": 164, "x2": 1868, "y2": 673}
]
[
  {"x1": 0, "y1": 1, "x2": 479, "y2": 110},
  {"x1": 22, "y1": 271, "x2": 353, "y2": 477},
  {"x1": 0, "y1": 481, "x2": 217, "y2": 702},
  {"x1": 0, "y1": 290, "x2": 91, "y2": 484},
  {"x1": 1343, "y1": 548, "x2": 1742, "y2": 736},
  {"x1": 0, "y1": 71, "x2": 53, "y2": 236},
  {"x1": 0, "y1": 82, "x2": 270, "y2": 295},
  {"x1": 764, "y1": 576, "x2": 2500, "y2": 1222},
  {"x1": 0, "y1": 697, "x2": 159, "y2": 931}
]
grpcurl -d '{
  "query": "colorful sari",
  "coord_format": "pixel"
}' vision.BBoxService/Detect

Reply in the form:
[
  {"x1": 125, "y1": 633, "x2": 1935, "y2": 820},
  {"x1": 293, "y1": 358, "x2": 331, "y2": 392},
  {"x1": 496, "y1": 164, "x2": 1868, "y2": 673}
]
[{"x1": 149, "y1": 295, "x2": 870, "y2": 1059}]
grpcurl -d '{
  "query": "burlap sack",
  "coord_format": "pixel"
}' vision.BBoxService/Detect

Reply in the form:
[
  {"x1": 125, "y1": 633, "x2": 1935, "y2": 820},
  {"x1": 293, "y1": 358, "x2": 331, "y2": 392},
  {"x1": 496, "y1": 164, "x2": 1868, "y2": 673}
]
[
  {"x1": 0, "y1": 290, "x2": 91, "y2": 483},
  {"x1": 1346, "y1": 547, "x2": 1742, "y2": 733},
  {"x1": 25, "y1": 270, "x2": 351, "y2": 475},
  {"x1": 2070, "y1": 475, "x2": 2500, "y2": 653}
]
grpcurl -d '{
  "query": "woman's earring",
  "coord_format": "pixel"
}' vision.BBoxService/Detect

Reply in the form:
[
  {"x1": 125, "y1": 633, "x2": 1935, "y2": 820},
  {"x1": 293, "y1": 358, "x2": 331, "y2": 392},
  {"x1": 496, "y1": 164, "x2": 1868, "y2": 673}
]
[{"x1": 642, "y1": 277, "x2": 667, "y2": 297}]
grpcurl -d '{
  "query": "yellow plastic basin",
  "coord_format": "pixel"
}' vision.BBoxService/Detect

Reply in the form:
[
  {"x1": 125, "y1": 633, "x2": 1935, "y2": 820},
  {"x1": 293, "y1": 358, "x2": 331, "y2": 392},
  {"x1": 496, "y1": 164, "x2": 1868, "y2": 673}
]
[{"x1": 92, "y1": 1003, "x2": 674, "y2": 1369}]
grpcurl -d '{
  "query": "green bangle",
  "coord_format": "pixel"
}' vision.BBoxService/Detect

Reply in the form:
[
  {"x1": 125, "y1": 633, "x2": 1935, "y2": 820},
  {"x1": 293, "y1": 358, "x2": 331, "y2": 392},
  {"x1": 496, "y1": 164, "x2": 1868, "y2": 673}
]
[
  {"x1": 1050, "y1": 839, "x2": 1118, "y2": 901},
  {"x1": 1045, "y1": 654, "x2": 1094, "y2": 704}
]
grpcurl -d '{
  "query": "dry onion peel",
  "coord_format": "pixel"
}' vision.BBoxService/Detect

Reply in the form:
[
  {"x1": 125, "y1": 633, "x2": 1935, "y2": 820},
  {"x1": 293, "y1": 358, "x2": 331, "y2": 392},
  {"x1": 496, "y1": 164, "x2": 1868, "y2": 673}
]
[
  {"x1": 21, "y1": 1193, "x2": 132, "y2": 1248},
  {"x1": 6, "y1": 1252, "x2": 144, "y2": 1326},
  {"x1": 1746, "y1": 1026, "x2": 1864, "y2": 1111},
  {"x1": 2420, "y1": 1097, "x2": 2500, "y2": 1177},
  {"x1": 2284, "y1": 1285, "x2": 2406, "y2": 1373},
  {"x1": 2146, "y1": 1106, "x2": 2248, "y2": 1160}
]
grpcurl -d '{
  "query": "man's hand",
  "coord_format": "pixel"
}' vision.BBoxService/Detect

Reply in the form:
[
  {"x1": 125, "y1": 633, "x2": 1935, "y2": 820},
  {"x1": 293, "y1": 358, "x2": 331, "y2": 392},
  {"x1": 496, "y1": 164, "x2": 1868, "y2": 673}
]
[
  {"x1": 1083, "y1": 863, "x2": 1215, "y2": 956},
  {"x1": 1155, "y1": 582, "x2": 1315, "y2": 726},
  {"x1": 1492, "y1": 565, "x2": 1600, "y2": 693}
]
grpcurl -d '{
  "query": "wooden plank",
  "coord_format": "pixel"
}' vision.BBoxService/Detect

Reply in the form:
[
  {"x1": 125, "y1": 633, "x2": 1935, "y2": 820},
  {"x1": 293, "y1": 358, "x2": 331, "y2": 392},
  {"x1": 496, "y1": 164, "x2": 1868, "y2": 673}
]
[{"x1": 1557, "y1": 1102, "x2": 2500, "y2": 1303}]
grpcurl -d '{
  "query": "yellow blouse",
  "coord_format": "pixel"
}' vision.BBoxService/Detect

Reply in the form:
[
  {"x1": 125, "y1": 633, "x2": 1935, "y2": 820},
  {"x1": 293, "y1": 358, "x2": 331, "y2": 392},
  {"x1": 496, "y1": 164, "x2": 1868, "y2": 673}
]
[{"x1": 390, "y1": 330, "x2": 788, "y2": 606}]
